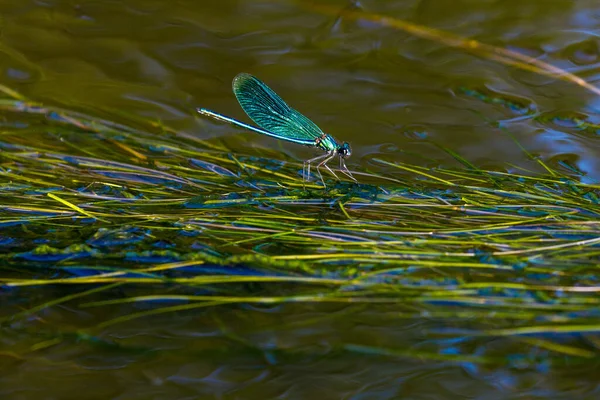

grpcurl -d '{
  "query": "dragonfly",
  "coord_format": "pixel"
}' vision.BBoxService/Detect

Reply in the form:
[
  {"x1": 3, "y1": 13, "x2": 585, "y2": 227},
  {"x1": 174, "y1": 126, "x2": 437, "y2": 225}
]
[{"x1": 197, "y1": 73, "x2": 356, "y2": 186}]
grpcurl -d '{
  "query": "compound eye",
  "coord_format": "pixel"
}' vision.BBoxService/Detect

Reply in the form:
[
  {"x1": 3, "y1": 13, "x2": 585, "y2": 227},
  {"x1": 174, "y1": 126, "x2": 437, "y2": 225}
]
[{"x1": 338, "y1": 143, "x2": 352, "y2": 158}]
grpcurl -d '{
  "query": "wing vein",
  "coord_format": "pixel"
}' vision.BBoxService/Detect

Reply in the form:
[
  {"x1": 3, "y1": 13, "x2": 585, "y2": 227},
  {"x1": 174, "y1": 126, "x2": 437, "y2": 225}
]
[{"x1": 233, "y1": 73, "x2": 324, "y2": 146}]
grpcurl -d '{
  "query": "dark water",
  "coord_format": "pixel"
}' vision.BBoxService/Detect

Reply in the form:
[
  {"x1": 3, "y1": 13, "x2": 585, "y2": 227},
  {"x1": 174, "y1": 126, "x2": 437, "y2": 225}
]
[
  {"x1": 1, "y1": 0, "x2": 600, "y2": 398},
  {"x1": 2, "y1": 0, "x2": 599, "y2": 180}
]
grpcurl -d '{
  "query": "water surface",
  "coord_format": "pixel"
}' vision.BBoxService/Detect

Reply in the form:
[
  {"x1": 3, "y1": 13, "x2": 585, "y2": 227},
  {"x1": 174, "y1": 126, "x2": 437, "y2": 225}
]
[{"x1": 1, "y1": 0, "x2": 600, "y2": 398}]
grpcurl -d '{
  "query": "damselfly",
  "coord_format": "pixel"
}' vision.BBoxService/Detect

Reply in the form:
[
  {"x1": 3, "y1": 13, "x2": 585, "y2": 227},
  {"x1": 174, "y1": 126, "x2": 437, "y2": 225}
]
[{"x1": 197, "y1": 73, "x2": 356, "y2": 186}]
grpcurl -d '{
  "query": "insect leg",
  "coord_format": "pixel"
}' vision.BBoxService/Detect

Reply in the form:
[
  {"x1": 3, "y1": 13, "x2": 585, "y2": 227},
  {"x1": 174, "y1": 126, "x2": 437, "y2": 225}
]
[
  {"x1": 315, "y1": 152, "x2": 336, "y2": 187},
  {"x1": 304, "y1": 152, "x2": 331, "y2": 182},
  {"x1": 339, "y1": 157, "x2": 358, "y2": 182},
  {"x1": 323, "y1": 159, "x2": 340, "y2": 181}
]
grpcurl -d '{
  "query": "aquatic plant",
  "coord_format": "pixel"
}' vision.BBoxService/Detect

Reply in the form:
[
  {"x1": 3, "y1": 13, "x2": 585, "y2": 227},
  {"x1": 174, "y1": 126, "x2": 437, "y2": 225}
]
[{"x1": 1, "y1": 81, "x2": 599, "y2": 369}]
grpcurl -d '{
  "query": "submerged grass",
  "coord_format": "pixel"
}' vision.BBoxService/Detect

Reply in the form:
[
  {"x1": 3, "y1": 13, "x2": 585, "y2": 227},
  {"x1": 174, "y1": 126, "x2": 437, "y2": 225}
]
[{"x1": 1, "y1": 85, "x2": 599, "y2": 370}]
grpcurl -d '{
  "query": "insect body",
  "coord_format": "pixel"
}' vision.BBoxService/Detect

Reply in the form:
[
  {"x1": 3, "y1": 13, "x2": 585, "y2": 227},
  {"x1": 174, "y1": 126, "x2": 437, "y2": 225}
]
[{"x1": 197, "y1": 73, "x2": 356, "y2": 186}]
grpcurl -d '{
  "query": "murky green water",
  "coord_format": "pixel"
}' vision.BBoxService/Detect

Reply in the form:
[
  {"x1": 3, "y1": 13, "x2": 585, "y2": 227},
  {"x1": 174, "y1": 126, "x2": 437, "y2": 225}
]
[{"x1": 1, "y1": 0, "x2": 600, "y2": 398}]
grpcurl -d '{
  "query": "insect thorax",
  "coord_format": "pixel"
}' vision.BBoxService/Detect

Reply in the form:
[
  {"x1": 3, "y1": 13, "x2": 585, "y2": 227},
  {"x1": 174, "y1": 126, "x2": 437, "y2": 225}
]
[{"x1": 314, "y1": 133, "x2": 338, "y2": 152}]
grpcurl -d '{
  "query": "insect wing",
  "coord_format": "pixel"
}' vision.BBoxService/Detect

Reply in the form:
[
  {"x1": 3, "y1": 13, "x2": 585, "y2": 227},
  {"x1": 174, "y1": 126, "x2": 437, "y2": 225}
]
[{"x1": 233, "y1": 73, "x2": 324, "y2": 145}]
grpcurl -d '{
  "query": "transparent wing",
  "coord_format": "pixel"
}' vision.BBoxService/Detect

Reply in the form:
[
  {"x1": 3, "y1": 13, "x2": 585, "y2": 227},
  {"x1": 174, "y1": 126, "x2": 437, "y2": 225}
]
[{"x1": 232, "y1": 73, "x2": 324, "y2": 145}]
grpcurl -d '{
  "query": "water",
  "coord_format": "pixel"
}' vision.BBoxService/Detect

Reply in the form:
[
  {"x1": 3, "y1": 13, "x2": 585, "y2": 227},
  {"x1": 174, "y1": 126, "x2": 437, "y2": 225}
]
[
  {"x1": 1, "y1": 0, "x2": 600, "y2": 398},
  {"x1": 2, "y1": 0, "x2": 598, "y2": 180}
]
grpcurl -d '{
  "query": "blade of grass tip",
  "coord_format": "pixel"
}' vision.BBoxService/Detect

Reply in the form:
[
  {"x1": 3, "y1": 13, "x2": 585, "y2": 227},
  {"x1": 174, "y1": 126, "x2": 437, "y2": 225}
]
[
  {"x1": 104, "y1": 137, "x2": 148, "y2": 161},
  {"x1": 482, "y1": 324, "x2": 600, "y2": 337},
  {"x1": 338, "y1": 200, "x2": 352, "y2": 220},
  {"x1": 298, "y1": 2, "x2": 600, "y2": 97},
  {"x1": 492, "y1": 236, "x2": 600, "y2": 256},
  {"x1": 468, "y1": 109, "x2": 558, "y2": 176},
  {"x1": 219, "y1": 150, "x2": 295, "y2": 179},
  {"x1": 7, "y1": 275, "x2": 349, "y2": 288},
  {"x1": 47, "y1": 192, "x2": 109, "y2": 223},
  {"x1": 0, "y1": 350, "x2": 25, "y2": 361},
  {"x1": 138, "y1": 260, "x2": 206, "y2": 273},
  {"x1": 344, "y1": 344, "x2": 497, "y2": 365},
  {"x1": 518, "y1": 337, "x2": 596, "y2": 358},
  {"x1": 51, "y1": 112, "x2": 98, "y2": 131},
  {"x1": 3, "y1": 277, "x2": 159, "y2": 287},
  {"x1": 230, "y1": 227, "x2": 312, "y2": 246},
  {"x1": 1, "y1": 282, "x2": 124, "y2": 324},
  {"x1": 228, "y1": 154, "x2": 252, "y2": 178},
  {"x1": 30, "y1": 338, "x2": 63, "y2": 352},
  {"x1": 90, "y1": 300, "x2": 234, "y2": 331},
  {"x1": 0, "y1": 83, "x2": 28, "y2": 101},
  {"x1": 200, "y1": 153, "x2": 318, "y2": 187},
  {"x1": 372, "y1": 159, "x2": 455, "y2": 186},
  {"x1": 428, "y1": 168, "x2": 489, "y2": 184},
  {"x1": 429, "y1": 142, "x2": 502, "y2": 186},
  {"x1": 237, "y1": 157, "x2": 302, "y2": 183},
  {"x1": 2, "y1": 171, "x2": 65, "y2": 188},
  {"x1": 1, "y1": 205, "x2": 75, "y2": 215},
  {"x1": 349, "y1": 170, "x2": 404, "y2": 184},
  {"x1": 212, "y1": 314, "x2": 254, "y2": 347}
]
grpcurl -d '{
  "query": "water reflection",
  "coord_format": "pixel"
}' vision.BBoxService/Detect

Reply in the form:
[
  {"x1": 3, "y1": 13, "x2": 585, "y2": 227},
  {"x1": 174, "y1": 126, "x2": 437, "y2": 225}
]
[{"x1": 1, "y1": 0, "x2": 600, "y2": 398}]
